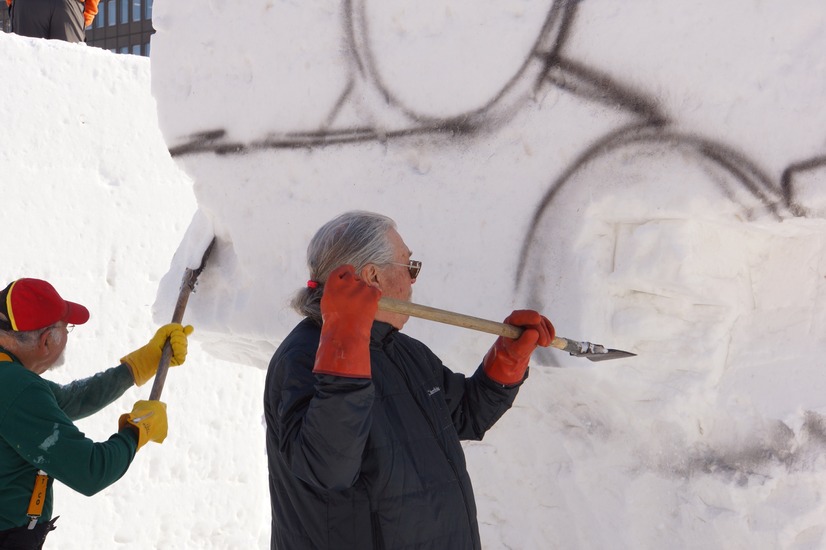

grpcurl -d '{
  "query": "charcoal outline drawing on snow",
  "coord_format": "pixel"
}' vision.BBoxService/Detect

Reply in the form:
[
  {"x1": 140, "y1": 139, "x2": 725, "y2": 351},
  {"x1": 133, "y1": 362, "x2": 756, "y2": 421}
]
[{"x1": 167, "y1": 0, "x2": 822, "y2": 226}]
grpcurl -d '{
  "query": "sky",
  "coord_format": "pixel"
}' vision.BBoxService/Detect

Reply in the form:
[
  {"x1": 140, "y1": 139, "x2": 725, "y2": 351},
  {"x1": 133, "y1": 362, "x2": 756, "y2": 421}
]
[{"x1": 4, "y1": 0, "x2": 826, "y2": 548}]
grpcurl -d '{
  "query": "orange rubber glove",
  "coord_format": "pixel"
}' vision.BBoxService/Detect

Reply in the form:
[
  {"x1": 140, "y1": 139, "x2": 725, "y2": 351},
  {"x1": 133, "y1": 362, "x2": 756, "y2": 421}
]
[
  {"x1": 312, "y1": 265, "x2": 381, "y2": 378},
  {"x1": 483, "y1": 310, "x2": 555, "y2": 385},
  {"x1": 119, "y1": 400, "x2": 168, "y2": 451},
  {"x1": 121, "y1": 323, "x2": 194, "y2": 386},
  {"x1": 83, "y1": 0, "x2": 99, "y2": 27}
]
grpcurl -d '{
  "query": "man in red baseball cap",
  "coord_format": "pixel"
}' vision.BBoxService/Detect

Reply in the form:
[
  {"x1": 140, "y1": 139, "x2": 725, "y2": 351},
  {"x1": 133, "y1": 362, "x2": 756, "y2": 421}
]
[
  {"x1": 0, "y1": 278, "x2": 91, "y2": 328},
  {"x1": 0, "y1": 278, "x2": 194, "y2": 548}
]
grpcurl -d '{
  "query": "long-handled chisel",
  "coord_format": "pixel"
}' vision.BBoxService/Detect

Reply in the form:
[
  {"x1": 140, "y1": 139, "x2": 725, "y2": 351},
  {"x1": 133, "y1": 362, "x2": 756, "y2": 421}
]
[{"x1": 378, "y1": 297, "x2": 635, "y2": 362}]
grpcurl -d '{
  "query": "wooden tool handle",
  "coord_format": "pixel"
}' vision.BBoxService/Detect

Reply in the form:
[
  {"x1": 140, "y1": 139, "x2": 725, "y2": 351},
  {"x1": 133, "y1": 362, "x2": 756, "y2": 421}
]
[
  {"x1": 148, "y1": 276, "x2": 194, "y2": 401},
  {"x1": 377, "y1": 297, "x2": 569, "y2": 351},
  {"x1": 148, "y1": 237, "x2": 216, "y2": 401}
]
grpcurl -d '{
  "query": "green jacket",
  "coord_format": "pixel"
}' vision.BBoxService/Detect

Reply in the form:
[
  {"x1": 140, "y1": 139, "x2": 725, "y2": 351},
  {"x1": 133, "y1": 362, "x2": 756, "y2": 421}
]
[{"x1": 0, "y1": 348, "x2": 138, "y2": 530}]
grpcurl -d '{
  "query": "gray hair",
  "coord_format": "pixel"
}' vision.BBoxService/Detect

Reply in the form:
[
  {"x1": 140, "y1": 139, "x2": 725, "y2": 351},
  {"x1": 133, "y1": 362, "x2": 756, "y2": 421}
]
[
  {"x1": 291, "y1": 211, "x2": 397, "y2": 322},
  {"x1": 0, "y1": 325, "x2": 54, "y2": 349}
]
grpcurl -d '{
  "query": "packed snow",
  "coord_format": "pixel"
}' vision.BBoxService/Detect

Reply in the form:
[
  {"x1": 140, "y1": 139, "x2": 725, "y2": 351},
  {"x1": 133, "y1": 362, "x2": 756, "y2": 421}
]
[
  {"x1": 4, "y1": 0, "x2": 826, "y2": 547},
  {"x1": 2, "y1": 34, "x2": 268, "y2": 548}
]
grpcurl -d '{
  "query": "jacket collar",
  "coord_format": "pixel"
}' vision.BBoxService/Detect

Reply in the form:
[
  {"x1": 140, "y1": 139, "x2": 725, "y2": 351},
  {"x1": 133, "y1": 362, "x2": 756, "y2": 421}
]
[
  {"x1": 370, "y1": 321, "x2": 398, "y2": 347},
  {"x1": 0, "y1": 346, "x2": 21, "y2": 364}
]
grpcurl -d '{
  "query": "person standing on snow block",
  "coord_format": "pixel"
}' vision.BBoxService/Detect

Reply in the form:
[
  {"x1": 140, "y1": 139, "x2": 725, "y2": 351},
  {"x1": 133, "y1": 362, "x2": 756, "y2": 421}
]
[
  {"x1": 7, "y1": 0, "x2": 100, "y2": 43},
  {"x1": 0, "y1": 278, "x2": 193, "y2": 549},
  {"x1": 264, "y1": 210, "x2": 555, "y2": 550}
]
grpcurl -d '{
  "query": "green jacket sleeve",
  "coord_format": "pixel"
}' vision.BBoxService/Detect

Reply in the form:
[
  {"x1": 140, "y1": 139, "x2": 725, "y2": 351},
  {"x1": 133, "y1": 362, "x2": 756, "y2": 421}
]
[
  {"x1": 3, "y1": 375, "x2": 137, "y2": 497},
  {"x1": 46, "y1": 364, "x2": 135, "y2": 421}
]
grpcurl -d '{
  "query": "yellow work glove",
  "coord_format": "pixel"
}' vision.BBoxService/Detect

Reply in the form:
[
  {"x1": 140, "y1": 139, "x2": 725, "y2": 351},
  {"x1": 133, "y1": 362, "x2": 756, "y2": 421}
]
[
  {"x1": 121, "y1": 323, "x2": 194, "y2": 386},
  {"x1": 119, "y1": 400, "x2": 168, "y2": 451}
]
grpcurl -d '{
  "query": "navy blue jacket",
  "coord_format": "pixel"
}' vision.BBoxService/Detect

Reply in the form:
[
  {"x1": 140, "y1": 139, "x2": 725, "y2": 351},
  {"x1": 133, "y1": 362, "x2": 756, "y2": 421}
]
[{"x1": 264, "y1": 318, "x2": 524, "y2": 549}]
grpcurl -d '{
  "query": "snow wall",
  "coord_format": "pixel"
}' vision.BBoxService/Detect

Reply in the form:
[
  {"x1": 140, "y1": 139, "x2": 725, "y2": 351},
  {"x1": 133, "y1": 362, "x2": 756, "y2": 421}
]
[
  {"x1": 1, "y1": 34, "x2": 269, "y2": 548},
  {"x1": 148, "y1": 1, "x2": 826, "y2": 547}
]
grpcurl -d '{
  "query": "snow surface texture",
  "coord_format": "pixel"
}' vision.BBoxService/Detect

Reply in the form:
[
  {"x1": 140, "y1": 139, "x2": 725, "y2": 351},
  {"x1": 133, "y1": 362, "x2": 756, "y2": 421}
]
[
  {"x1": 2, "y1": 0, "x2": 826, "y2": 548},
  {"x1": 152, "y1": 0, "x2": 826, "y2": 549},
  {"x1": 1, "y1": 35, "x2": 268, "y2": 547},
  {"x1": 149, "y1": 0, "x2": 826, "y2": 548},
  {"x1": 150, "y1": 0, "x2": 826, "y2": 371}
]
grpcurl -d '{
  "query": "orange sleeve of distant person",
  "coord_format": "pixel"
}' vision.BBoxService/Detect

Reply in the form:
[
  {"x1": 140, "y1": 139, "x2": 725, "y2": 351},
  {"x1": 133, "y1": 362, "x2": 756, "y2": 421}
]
[
  {"x1": 84, "y1": 0, "x2": 100, "y2": 27},
  {"x1": 6, "y1": 0, "x2": 12, "y2": 8}
]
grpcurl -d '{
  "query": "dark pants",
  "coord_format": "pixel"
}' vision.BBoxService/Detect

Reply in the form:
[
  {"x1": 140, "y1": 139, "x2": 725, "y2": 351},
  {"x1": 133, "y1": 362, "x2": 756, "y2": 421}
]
[
  {"x1": 11, "y1": 0, "x2": 85, "y2": 43},
  {"x1": 0, "y1": 518, "x2": 58, "y2": 550}
]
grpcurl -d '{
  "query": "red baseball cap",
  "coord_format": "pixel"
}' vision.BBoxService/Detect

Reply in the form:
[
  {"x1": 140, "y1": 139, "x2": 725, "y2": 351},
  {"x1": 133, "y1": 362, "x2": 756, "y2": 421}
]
[{"x1": 0, "y1": 278, "x2": 90, "y2": 332}]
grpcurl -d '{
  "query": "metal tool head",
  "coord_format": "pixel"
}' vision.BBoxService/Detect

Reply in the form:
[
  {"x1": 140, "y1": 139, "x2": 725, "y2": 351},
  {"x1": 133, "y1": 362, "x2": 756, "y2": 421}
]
[
  {"x1": 183, "y1": 237, "x2": 217, "y2": 292},
  {"x1": 566, "y1": 340, "x2": 636, "y2": 362},
  {"x1": 572, "y1": 348, "x2": 637, "y2": 362}
]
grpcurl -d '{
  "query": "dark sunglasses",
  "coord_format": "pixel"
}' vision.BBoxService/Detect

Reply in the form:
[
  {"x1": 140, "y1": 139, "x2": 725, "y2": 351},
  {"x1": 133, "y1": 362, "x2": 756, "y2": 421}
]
[{"x1": 388, "y1": 260, "x2": 422, "y2": 279}]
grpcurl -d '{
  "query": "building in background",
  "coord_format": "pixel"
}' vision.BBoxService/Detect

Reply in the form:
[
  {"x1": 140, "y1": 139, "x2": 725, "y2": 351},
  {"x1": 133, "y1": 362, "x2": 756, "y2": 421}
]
[{"x1": 1, "y1": 0, "x2": 153, "y2": 56}]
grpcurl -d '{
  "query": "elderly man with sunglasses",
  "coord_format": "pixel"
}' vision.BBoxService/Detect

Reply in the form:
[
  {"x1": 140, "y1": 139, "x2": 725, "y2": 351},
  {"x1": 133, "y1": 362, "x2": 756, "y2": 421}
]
[
  {"x1": 0, "y1": 278, "x2": 192, "y2": 549},
  {"x1": 264, "y1": 210, "x2": 554, "y2": 550}
]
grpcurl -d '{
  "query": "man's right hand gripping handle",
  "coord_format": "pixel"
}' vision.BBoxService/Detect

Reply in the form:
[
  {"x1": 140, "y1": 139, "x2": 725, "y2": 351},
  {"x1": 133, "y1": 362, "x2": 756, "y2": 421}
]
[{"x1": 312, "y1": 265, "x2": 381, "y2": 378}]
